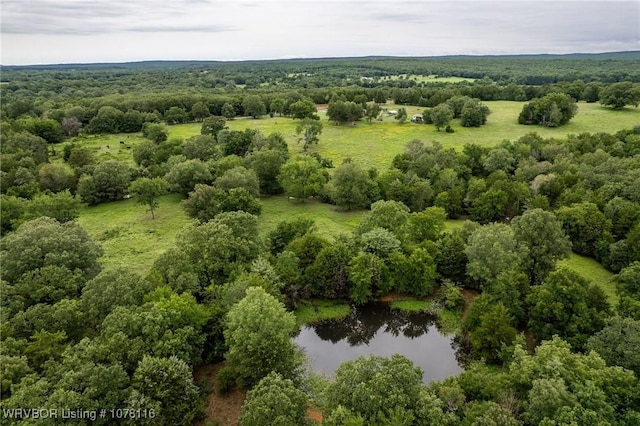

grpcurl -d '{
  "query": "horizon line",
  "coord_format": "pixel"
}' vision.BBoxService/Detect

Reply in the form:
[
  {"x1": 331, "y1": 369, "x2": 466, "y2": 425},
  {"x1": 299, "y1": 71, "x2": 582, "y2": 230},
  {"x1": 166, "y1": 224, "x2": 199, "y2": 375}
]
[{"x1": 2, "y1": 50, "x2": 639, "y2": 68}]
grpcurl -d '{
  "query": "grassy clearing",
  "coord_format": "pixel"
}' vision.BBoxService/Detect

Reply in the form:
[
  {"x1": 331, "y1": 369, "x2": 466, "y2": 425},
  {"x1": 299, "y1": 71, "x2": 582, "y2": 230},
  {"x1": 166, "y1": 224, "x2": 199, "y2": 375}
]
[
  {"x1": 258, "y1": 196, "x2": 366, "y2": 239},
  {"x1": 387, "y1": 295, "x2": 462, "y2": 335},
  {"x1": 169, "y1": 101, "x2": 640, "y2": 170},
  {"x1": 295, "y1": 299, "x2": 352, "y2": 326},
  {"x1": 75, "y1": 195, "x2": 366, "y2": 277},
  {"x1": 379, "y1": 74, "x2": 477, "y2": 84},
  {"x1": 390, "y1": 299, "x2": 433, "y2": 312},
  {"x1": 557, "y1": 253, "x2": 617, "y2": 306},
  {"x1": 72, "y1": 102, "x2": 635, "y2": 285},
  {"x1": 54, "y1": 133, "x2": 148, "y2": 166},
  {"x1": 76, "y1": 193, "x2": 191, "y2": 276}
]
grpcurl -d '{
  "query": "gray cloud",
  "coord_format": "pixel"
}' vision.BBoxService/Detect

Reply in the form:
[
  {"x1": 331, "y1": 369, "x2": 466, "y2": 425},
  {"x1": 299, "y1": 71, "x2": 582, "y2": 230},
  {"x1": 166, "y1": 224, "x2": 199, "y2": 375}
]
[
  {"x1": 371, "y1": 13, "x2": 428, "y2": 24},
  {"x1": 1, "y1": 0, "x2": 638, "y2": 65},
  {"x1": 125, "y1": 24, "x2": 235, "y2": 33},
  {"x1": 0, "y1": 0, "x2": 228, "y2": 34}
]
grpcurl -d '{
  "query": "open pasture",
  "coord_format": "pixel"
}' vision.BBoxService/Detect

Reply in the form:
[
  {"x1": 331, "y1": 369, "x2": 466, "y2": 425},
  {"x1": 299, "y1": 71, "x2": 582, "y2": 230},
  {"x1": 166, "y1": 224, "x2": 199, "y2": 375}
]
[
  {"x1": 378, "y1": 74, "x2": 477, "y2": 84},
  {"x1": 76, "y1": 192, "x2": 619, "y2": 305},
  {"x1": 54, "y1": 133, "x2": 148, "y2": 165},
  {"x1": 258, "y1": 196, "x2": 367, "y2": 238},
  {"x1": 76, "y1": 193, "x2": 192, "y2": 276},
  {"x1": 169, "y1": 101, "x2": 640, "y2": 170},
  {"x1": 76, "y1": 194, "x2": 366, "y2": 274}
]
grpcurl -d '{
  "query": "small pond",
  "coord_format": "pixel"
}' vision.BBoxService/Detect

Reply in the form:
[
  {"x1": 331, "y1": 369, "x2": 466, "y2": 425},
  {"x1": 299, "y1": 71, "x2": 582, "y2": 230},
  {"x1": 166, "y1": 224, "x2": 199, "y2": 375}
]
[{"x1": 294, "y1": 302, "x2": 463, "y2": 384}]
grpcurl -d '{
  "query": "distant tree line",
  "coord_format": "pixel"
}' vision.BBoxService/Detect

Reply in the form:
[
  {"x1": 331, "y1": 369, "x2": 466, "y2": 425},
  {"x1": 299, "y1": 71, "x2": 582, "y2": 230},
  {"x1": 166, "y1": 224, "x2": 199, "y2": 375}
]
[
  {"x1": 1, "y1": 75, "x2": 639, "y2": 137},
  {"x1": 2, "y1": 53, "x2": 639, "y2": 99}
]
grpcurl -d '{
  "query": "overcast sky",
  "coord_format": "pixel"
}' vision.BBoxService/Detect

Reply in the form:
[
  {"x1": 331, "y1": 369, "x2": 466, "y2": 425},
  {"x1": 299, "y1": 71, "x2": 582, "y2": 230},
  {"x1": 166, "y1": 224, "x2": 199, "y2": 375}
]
[{"x1": 1, "y1": 0, "x2": 639, "y2": 65}]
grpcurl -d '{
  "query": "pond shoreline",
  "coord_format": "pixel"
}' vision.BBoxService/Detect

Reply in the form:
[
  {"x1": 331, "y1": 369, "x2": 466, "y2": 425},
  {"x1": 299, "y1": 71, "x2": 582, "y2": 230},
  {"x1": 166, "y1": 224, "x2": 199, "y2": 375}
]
[{"x1": 294, "y1": 301, "x2": 465, "y2": 384}]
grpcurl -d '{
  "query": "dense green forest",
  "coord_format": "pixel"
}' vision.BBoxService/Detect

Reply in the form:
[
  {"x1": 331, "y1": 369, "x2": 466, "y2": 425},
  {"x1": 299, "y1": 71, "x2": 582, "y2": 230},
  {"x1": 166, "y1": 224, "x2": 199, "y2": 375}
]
[{"x1": 1, "y1": 54, "x2": 640, "y2": 425}]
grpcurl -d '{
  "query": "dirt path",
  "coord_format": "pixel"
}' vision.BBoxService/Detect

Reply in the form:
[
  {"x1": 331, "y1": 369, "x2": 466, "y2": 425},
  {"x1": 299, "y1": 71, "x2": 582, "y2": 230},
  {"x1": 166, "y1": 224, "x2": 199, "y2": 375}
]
[
  {"x1": 194, "y1": 363, "x2": 322, "y2": 425},
  {"x1": 195, "y1": 363, "x2": 245, "y2": 426}
]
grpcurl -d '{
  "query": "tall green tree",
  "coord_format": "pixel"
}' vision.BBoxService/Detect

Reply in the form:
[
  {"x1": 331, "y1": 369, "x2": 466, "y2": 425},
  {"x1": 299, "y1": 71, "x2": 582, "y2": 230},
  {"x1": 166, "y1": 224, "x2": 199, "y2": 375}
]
[
  {"x1": 586, "y1": 316, "x2": 640, "y2": 376},
  {"x1": 469, "y1": 189, "x2": 509, "y2": 224},
  {"x1": 599, "y1": 82, "x2": 640, "y2": 109},
  {"x1": 87, "y1": 106, "x2": 125, "y2": 134},
  {"x1": 324, "y1": 355, "x2": 425, "y2": 425},
  {"x1": 365, "y1": 103, "x2": 381, "y2": 122},
  {"x1": 348, "y1": 252, "x2": 390, "y2": 303},
  {"x1": 23, "y1": 190, "x2": 82, "y2": 223},
  {"x1": 395, "y1": 107, "x2": 407, "y2": 124},
  {"x1": 360, "y1": 227, "x2": 402, "y2": 258},
  {"x1": 460, "y1": 98, "x2": 491, "y2": 127},
  {"x1": 164, "y1": 106, "x2": 188, "y2": 125},
  {"x1": 81, "y1": 268, "x2": 154, "y2": 324},
  {"x1": 509, "y1": 337, "x2": 639, "y2": 425},
  {"x1": 295, "y1": 118, "x2": 323, "y2": 150},
  {"x1": 99, "y1": 291, "x2": 209, "y2": 370},
  {"x1": 182, "y1": 135, "x2": 219, "y2": 161},
  {"x1": 615, "y1": 261, "x2": 640, "y2": 319},
  {"x1": 511, "y1": 208, "x2": 571, "y2": 285},
  {"x1": 327, "y1": 100, "x2": 363, "y2": 125},
  {"x1": 406, "y1": 207, "x2": 446, "y2": 243},
  {"x1": 0, "y1": 217, "x2": 103, "y2": 283},
  {"x1": 77, "y1": 160, "x2": 132, "y2": 205},
  {"x1": 224, "y1": 287, "x2": 301, "y2": 388},
  {"x1": 518, "y1": 93, "x2": 578, "y2": 127},
  {"x1": 465, "y1": 223, "x2": 527, "y2": 289},
  {"x1": 142, "y1": 123, "x2": 169, "y2": 143},
  {"x1": 330, "y1": 160, "x2": 378, "y2": 211},
  {"x1": 270, "y1": 98, "x2": 285, "y2": 116},
  {"x1": 164, "y1": 159, "x2": 213, "y2": 196},
  {"x1": 200, "y1": 116, "x2": 227, "y2": 139},
  {"x1": 430, "y1": 104, "x2": 454, "y2": 131},
  {"x1": 37, "y1": 163, "x2": 72, "y2": 193},
  {"x1": 267, "y1": 217, "x2": 316, "y2": 255},
  {"x1": 19, "y1": 118, "x2": 64, "y2": 144},
  {"x1": 239, "y1": 372, "x2": 309, "y2": 426},
  {"x1": 355, "y1": 200, "x2": 410, "y2": 236},
  {"x1": 305, "y1": 241, "x2": 353, "y2": 298},
  {"x1": 556, "y1": 202, "x2": 610, "y2": 257},
  {"x1": 214, "y1": 166, "x2": 260, "y2": 197},
  {"x1": 130, "y1": 355, "x2": 200, "y2": 426},
  {"x1": 190, "y1": 101, "x2": 210, "y2": 121},
  {"x1": 242, "y1": 95, "x2": 266, "y2": 118},
  {"x1": 527, "y1": 268, "x2": 611, "y2": 350},
  {"x1": 277, "y1": 155, "x2": 327, "y2": 201},
  {"x1": 245, "y1": 148, "x2": 288, "y2": 195},
  {"x1": 174, "y1": 212, "x2": 262, "y2": 287},
  {"x1": 129, "y1": 177, "x2": 168, "y2": 219},
  {"x1": 468, "y1": 303, "x2": 517, "y2": 363},
  {"x1": 221, "y1": 102, "x2": 236, "y2": 119},
  {"x1": 289, "y1": 99, "x2": 318, "y2": 120},
  {"x1": 182, "y1": 185, "x2": 261, "y2": 223}
]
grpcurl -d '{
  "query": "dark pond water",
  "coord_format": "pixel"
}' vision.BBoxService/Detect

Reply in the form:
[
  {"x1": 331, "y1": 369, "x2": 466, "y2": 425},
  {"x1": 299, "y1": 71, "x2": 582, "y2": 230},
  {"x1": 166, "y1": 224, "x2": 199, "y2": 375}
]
[{"x1": 294, "y1": 302, "x2": 463, "y2": 384}]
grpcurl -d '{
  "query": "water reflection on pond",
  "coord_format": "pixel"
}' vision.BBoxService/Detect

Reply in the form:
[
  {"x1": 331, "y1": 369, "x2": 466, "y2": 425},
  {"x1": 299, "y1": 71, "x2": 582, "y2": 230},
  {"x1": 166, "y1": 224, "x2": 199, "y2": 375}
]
[{"x1": 294, "y1": 302, "x2": 463, "y2": 384}]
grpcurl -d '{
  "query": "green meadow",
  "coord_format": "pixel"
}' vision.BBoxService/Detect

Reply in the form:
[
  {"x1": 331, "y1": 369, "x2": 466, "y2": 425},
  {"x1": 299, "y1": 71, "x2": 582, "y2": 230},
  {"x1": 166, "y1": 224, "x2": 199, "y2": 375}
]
[
  {"x1": 55, "y1": 133, "x2": 148, "y2": 165},
  {"x1": 169, "y1": 101, "x2": 640, "y2": 170},
  {"x1": 258, "y1": 196, "x2": 366, "y2": 238},
  {"x1": 77, "y1": 192, "x2": 620, "y2": 307},
  {"x1": 76, "y1": 193, "x2": 192, "y2": 276},
  {"x1": 71, "y1": 100, "x2": 635, "y2": 295},
  {"x1": 379, "y1": 74, "x2": 477, "y2": 84},
  {"x1": 77, "y1": 195, "x2": 366, "y2": 275}
]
